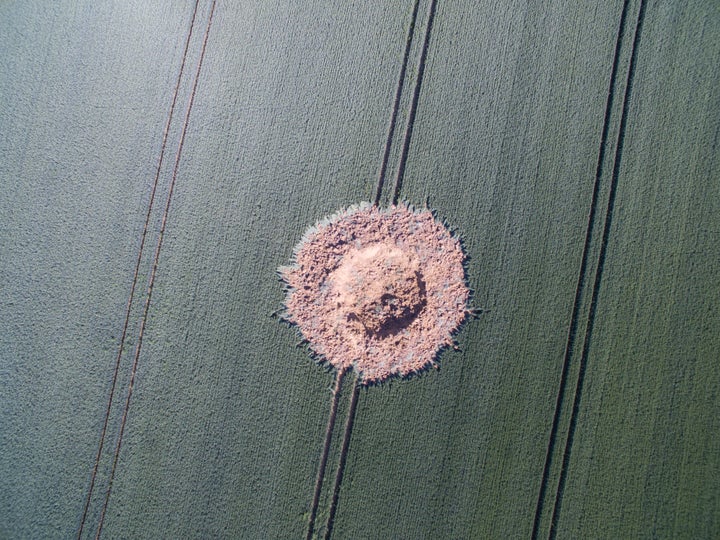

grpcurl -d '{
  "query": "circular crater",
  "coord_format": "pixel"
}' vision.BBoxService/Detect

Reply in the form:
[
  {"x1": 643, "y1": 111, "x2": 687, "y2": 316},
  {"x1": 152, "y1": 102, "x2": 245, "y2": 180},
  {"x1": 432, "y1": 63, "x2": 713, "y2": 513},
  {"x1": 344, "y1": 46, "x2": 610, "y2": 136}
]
[{"x1": 280, "y1": 203, "x2": 471, "y2": 384}]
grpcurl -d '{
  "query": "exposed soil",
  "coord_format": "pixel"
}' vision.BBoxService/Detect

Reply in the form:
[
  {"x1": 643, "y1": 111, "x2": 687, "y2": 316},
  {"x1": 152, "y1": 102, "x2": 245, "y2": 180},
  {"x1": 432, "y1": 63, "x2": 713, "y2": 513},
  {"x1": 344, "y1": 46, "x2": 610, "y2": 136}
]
[{"x1": 281, "y1": 203, "x2": 470, "y2": 383}]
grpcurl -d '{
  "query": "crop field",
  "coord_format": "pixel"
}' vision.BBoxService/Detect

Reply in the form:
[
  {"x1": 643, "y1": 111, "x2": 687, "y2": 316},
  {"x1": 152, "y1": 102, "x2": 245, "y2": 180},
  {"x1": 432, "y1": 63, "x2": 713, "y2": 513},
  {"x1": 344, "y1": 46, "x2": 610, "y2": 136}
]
[{"x1": 1, "y1": 0, "x2": 718, "y2": 538}]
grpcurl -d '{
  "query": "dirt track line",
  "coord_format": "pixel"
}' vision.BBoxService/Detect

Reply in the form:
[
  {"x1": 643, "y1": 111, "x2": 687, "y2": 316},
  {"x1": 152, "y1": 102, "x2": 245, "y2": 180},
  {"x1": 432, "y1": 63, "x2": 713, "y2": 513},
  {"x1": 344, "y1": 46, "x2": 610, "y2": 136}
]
[
  {"x1": 324, "y1": 379, "x2": 360, "y2": 540},
  {"x1": 374, "y1": 0, "x2": 422, "y2": 207},
  {"x1": 306, "y1": 369, "x2": 346, "y2": 540},
  {"x1": 77, "y1": 1, "x2": 201, "y2": 537},
  {"x1": 392, "y1": 0, "x2": 437, "y2": 205},
  {"x1": 92, "y1": 2, "x2": 217, "y2": 538}
]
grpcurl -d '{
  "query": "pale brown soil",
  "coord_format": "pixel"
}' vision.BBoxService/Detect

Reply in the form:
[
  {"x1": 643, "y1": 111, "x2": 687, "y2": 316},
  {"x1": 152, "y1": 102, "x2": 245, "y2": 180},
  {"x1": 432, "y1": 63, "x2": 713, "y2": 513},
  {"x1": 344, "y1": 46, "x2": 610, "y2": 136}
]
[{"x1": 281, "y1": 203, "x2": 470, "y2": 383}]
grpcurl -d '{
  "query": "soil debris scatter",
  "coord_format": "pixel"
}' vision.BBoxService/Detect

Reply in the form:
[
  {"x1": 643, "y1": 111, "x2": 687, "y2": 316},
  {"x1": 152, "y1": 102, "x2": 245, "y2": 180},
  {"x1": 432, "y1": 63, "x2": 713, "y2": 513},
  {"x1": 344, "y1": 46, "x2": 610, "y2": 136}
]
[{"x1": 280, "y1": 203, "x2": 470, "y2": 384}]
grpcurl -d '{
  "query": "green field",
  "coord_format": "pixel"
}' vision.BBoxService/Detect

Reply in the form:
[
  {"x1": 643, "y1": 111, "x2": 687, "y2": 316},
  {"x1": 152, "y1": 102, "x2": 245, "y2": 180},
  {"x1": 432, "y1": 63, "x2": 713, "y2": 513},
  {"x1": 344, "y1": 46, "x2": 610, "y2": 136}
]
[{"x1": 1, "y1": 0, "x2": 718, "y2": 538}]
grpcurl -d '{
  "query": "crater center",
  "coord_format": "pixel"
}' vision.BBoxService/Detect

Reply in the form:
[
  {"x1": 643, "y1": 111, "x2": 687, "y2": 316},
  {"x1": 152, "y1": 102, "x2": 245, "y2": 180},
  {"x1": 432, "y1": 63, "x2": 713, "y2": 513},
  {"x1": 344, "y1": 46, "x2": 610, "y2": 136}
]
[{"x1": 329, "y1": 242, "x2": 426, "y2": 335}]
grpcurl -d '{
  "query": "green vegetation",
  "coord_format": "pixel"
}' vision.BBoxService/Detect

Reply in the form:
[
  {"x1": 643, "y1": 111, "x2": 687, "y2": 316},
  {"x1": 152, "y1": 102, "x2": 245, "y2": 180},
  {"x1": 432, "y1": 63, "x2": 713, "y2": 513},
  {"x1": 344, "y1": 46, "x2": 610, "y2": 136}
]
[{"x1": 1, "y1": 0, "x2": 717, "y2": 538}]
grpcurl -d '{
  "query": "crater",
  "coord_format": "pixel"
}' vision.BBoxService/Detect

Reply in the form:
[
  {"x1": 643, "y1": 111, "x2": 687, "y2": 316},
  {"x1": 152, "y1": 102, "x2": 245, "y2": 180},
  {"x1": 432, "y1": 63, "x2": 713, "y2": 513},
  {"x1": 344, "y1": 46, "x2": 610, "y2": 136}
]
[{"x1": 280, "y1": 203, "x2": 471, "y2": 383}]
